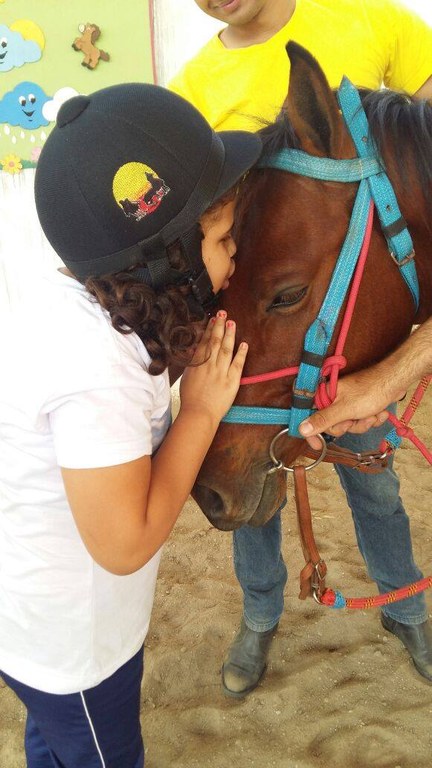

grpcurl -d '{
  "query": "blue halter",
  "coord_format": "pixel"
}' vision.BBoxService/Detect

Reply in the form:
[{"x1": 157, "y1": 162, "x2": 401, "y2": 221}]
[{"x1": 223, "y1": 78, "x2": 419, "y2": 437}]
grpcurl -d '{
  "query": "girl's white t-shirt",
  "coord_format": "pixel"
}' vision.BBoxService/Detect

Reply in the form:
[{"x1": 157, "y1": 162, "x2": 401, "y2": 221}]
[{"x1": 0, "y1": 270, "x2": 171, "y2": 694}]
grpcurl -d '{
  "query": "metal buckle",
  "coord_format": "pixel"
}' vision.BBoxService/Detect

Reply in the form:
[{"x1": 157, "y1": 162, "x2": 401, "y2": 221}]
[
  {"x1": 357, "y1": 450, "x2": 389, "y2": 468},
  {"x1": 312, "y1": 560, "x2": 326, "y2": 604},
  {"x1": 390, "y1": 249, "x2": 415, "y2": 268}
]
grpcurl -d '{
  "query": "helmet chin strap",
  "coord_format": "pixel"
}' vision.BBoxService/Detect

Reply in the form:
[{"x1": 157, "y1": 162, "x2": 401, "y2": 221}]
[
  {"x1": 180, "y1": 224, "x2": 216, "y2": 311},
  {"x1": 129, "y1": 223, "x2": 217, "y2": 313}
]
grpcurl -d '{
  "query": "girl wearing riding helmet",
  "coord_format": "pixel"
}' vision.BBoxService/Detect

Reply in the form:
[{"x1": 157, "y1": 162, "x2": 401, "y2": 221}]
[{"x1": 0, "y1": 83, "x2": 261, "y2": 768}]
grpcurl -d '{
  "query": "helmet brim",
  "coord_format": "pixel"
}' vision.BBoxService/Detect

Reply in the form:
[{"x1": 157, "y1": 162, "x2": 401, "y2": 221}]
[{"x1": 214, "y1": 130, "x2": 263, "y2": 202}]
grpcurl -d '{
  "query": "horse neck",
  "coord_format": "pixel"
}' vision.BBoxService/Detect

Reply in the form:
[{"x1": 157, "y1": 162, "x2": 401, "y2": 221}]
[
  {"x1": 412, "y1": 246, "x2": 432, "y2": 324},
  {"x1": 377, "y1": 136, "x2": 432, "y2": 323}
]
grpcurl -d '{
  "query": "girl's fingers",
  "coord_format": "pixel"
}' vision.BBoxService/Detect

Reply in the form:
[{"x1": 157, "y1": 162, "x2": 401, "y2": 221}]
[
  {"x1": 190, "y1": 315, "x2": 218, "y2": 363},
  {"x1": 207, "y1": 310, "x2": 228, "y2": 357},
  {"x1": 216, "y1": 319, "x2": 236, "y2": 366},
  {"x1": 229, "y1": 340, "x2": 248, "y2": 378},
  {"x1": 193, "y1": 311, "x2": 247, "y2": 382},
  {"x1": 198, "y1": 316, "x2": 217, "y2": 347},
  {"x1": 212, "y1": 316, "x2": 248, "y2": 379}
]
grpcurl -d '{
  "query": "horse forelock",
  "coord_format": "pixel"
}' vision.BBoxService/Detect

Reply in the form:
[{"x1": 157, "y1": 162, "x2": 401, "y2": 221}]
[
  {"x1": 251, "y1": 89, "x2": 432, "y2": 229},
  {"x1": 259, "y1": 111, "x2": 301, "y2": 154}
]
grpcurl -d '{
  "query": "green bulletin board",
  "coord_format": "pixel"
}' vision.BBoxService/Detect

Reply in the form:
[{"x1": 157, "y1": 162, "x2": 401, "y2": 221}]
[{"x1": 0, "y1": 0, "x2": 154, "y2": 173}]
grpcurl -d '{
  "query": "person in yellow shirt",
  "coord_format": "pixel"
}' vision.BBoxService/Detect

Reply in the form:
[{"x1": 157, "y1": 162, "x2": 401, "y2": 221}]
[
  {"x1": 170, "y1": 0, "x2": 432, "y2": 131},
  {"x1": 170, "y1": 0, "x2": 432, "y2": 699}
]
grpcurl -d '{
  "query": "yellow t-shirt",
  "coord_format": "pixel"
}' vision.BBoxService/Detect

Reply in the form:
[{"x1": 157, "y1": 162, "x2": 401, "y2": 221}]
[{"x1": 170, "y1": 0, "x2": 432, "y2": 131}]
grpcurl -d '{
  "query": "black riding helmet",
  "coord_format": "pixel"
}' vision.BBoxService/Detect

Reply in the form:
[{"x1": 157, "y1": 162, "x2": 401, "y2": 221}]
[{"x1": 34, "y1": 83, "x2": 262, "y2": 308}]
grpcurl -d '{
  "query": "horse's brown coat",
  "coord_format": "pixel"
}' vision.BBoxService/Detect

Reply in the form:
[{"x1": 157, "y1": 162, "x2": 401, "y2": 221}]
[{"x1": 193, "y1": 43, "x2": 432, "y2": 530}]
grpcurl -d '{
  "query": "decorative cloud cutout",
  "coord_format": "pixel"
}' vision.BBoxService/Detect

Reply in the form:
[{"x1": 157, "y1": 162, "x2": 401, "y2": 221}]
[
  {"x1": 0, "y1": 22, "x2": 43, "y2": 72},
  {"x1": 42, "y1": 87, "x2": 80, "y2": 123},
  {"x1": 0, "y1": 82, "x2": 51, "y2": 128}
]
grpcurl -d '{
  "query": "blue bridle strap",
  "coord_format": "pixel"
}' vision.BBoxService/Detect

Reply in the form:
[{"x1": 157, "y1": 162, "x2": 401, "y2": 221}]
[
  {"x1": 222, "y1": 406, "x2": 292, "y2": 425},
  {"x1": 337, "y1": 77, "x2": 419, "y2": 308},
  {"x1": 222, "y1": 78, "x2": 419, "y2": 436},
  {"x1": 288, "y1": 179, "x2": 372, "y2": 435},
  {"x1": 258, "y1": 150, "x2": 382, "y2": 183}
]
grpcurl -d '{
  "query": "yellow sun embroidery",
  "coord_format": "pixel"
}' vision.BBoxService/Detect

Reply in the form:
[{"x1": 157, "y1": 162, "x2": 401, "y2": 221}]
[{"x1": 1, "y1": 154, "x2": 23, "y2": 174}]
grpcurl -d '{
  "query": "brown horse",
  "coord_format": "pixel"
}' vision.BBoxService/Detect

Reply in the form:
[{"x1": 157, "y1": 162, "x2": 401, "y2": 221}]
[{"x1": 193, "y1": 42, "x2": 432, "y2": 532}]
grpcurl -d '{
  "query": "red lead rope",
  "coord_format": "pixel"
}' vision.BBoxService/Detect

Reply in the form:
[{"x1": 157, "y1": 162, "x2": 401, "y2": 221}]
[
  {"x1": 381, "y1": 376, "x2": 432, "y2": 464},
  {"x1": 318, "y1": 370, "x2": 432, "y2": 609},
  {"x1": 320, "y1": 577, "x2": 432, "y2": 610}
]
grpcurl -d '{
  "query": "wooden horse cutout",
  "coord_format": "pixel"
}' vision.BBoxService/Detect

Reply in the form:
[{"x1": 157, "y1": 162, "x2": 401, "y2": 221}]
[{"x1": 72, "y1": 24, "x2": 110, "y2": 70}]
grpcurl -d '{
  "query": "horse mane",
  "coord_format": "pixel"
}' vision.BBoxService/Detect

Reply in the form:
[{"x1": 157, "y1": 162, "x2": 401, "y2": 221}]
[
  {"x1": 360, "y1": 89, "x2": 432, "y2": 197},
  {"x1": 257, "y1": 88, "x2": 432, "y2": 223}
]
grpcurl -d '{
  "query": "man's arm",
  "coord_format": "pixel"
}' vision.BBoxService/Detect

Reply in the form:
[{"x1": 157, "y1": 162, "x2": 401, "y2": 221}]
[
  {"x1": 299, "y1": 317, "x2": 432, "y2": 448},
  {"x1": 415, "y1": 75, "x2": 432, "y2": 100}
]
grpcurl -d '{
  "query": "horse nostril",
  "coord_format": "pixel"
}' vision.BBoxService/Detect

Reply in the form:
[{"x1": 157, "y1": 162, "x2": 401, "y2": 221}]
[{"x1": 193, "y1": 484, "x2": 225, "y2": 518}]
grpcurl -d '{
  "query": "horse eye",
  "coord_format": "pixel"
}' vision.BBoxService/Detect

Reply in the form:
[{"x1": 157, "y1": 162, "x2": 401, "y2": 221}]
[{"x1": 268, "y1": 286, "x2": 307, "y2": 310}]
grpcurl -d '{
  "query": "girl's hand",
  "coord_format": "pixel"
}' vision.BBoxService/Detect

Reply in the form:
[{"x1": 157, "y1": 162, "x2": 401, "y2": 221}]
[{"x1": 180, "y1": 310, "x2": 248, "y2": 424}]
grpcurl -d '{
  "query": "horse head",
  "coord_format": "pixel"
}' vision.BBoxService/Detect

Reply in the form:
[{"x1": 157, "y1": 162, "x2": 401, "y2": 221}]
[{"x1": 193, "y1": 42, "x2": 432, "y2": 531}]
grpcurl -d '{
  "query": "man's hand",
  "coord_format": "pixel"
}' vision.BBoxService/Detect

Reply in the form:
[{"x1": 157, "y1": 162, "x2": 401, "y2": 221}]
[
  {"x1": 298, "y1": 368, "x2": 403, "y2": 450},
  {"x1": 299, "y1": 319, "x2": 432, "y2": 449}
]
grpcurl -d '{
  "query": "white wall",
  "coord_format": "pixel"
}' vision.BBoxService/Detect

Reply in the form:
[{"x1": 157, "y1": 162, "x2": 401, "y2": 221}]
[
  {"x1": 404, "y1": 0, "x2": 432, "y2": 24},
  {"x1": 0, "y1": 171, "x2": 61, "y2": 313},
  {"x1": 153, "y1": 0, "x2": 222, "y2": 85}
]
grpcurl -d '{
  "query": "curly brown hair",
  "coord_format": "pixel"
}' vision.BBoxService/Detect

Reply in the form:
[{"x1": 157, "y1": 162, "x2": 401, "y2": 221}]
[
  {"x1": 84, "y1": 240, "x2": 205, "y2": 375},
  {"x1": 83, "y1": 192, "x2": 237, "y2": 375},
  {"x1": 84, "y1": 191, "x2": 238, "y2": 374}
]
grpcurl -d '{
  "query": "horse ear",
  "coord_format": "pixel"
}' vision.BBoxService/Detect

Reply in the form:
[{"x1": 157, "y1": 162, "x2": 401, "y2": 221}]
[{"x1": 283, "y1": 42, "x2": 354, "y2": 159}]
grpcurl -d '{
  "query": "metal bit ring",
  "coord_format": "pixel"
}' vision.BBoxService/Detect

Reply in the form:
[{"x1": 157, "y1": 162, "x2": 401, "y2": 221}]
[{"x1": 269, "y1": 429, "x2": 327, "y2": 473}]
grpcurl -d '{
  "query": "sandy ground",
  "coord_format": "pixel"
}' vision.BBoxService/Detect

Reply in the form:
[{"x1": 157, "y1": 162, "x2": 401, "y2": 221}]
[{"x1": 1, "y1": 387, "x2": 432, "y2": 768}]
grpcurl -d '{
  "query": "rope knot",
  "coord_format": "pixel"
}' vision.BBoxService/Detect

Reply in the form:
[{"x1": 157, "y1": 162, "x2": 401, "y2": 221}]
[
  {"x1": 314, "y1": 355, "x2": 347, "y2": 409},
  {"x1": 320, "y1": 355, "x2": 347, "y2": 378}
]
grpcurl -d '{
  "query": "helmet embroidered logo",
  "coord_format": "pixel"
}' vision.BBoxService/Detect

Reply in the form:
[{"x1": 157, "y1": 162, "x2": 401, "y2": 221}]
[{"x1": 113, "y1": 162, "x2": 171, "y2": 222}]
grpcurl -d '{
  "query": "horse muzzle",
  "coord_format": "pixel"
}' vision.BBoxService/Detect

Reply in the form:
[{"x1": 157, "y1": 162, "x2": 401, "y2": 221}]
[{"x1": 192, "y1": 465, "x2": 286, "y2": 530}]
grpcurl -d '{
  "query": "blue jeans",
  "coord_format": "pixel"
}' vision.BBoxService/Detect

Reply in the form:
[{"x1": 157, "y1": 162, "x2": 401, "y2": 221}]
[
  {"x1": 1, "y1": 647, "x2": 145, "y2": 768},
  {"x1": 233, "y1": 413, "x2": 427, "y2": 630}
]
